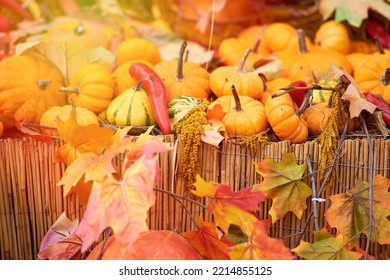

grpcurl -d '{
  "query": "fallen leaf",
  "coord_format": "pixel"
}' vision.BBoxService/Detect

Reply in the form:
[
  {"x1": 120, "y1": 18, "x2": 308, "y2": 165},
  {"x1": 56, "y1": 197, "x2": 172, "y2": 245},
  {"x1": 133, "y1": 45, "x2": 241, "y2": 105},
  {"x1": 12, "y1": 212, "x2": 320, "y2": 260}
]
[
  {"x1": 201, "y1": 123, "x2": 225, "y2": 147},
  {"x1": 206, "y1": 104, "x2": 226, "y2": 121},
  {"x1": 325, "y1": 175, "x2": 390, "y2": 245},
  {"x1": 227, "y1": 219, "x2": 293, "y2": 260},
  {"x1": 38, "y1": 233, "x2": 82, "y2": 260},
  {"x1": 253, "y1": 152, "x2": 312, "y2": 223},
  {"x1": 292, "y1": 234, "x2": 362, "y2": 260},
  {"x1": 182, "y1": 216, "x2": 234, "y2": 260}
]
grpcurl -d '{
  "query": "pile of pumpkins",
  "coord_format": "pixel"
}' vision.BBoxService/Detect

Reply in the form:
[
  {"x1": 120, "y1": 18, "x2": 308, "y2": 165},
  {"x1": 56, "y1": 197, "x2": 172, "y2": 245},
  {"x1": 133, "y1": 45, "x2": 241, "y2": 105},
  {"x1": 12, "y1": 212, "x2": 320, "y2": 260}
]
[{"x1": 0, "y1": 17, "x2": 389, "y2": 143}]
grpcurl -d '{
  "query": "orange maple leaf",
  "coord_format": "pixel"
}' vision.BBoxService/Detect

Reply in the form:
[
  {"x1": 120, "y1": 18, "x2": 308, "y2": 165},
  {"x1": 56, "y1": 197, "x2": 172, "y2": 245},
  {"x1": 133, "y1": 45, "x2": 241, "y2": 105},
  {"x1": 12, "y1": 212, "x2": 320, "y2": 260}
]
[
  {"x1": 325, "y1": 175, "x2": 390, "y2": 245},
  {"x1": 226, "y1": 218, "x2": 293, "y2": 260},
  {"x1": 206, "y1": 103, "x2": 226, "y2": 121},
  {"x1": 292, "y1": 234, "x2": 363, "y2": 260},
  {"x1": 253, "y1": 152, "x2": 312, "y2": 223},
  {"x1": 182, "y1": 216, "x2": 234, "y2": 260},
  {"x1": 192, "y1": 175, "x2": 266, "y2": 233},
  {"x1": 75, "y1": 152, "x2": 159, "y2": 252}
]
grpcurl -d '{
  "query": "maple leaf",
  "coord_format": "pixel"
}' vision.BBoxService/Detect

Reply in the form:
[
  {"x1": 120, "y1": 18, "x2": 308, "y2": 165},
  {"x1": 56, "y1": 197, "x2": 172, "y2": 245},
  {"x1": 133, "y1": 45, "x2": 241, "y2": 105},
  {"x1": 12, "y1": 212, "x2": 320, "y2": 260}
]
[
  {"x1": 253, "y1": 152, "x2": 312, "y2": 223},
  {"x1": 39, "y1": 212, "x2": 79, "y2": 251},
  {"x1": 325, "y1": 175, "x2": 390, "y2": 245},
  {"x1": 319, "y1": 0, "x2": 390, "y2": 27},
  {"x1": 201, "y1": 122, "x2": 225, "y2": 147},
  {"x1": 181, "y1": 216, "x2": 234, "y2": 260},
  {"x1": 17, "y1": 39, "x2": 115, "y2": 81},
  {"x1": 292, "y1": 234, "x2": 362, "y2": 260},
  {"x1": 206, "y1": 104, "x2": 226, "y2": 121},
  {"x1": 0, "y1": 113, "x2": 52, "y2": 142},
  {"x1": 227, "y1": 218, "x2": 293, "y2": 260},
  {"x1": 326, "y1": 65, "x2": 376, "y2": 118},
  {"x1": 192, "y1": 175, "x2": 266, "y2": 233},
  {"x1": 38, "y1": 233, "x2": 82, "y2": 260},
  {"x1": 75, "y1": 152, "x2": 159, "y2": 252}
]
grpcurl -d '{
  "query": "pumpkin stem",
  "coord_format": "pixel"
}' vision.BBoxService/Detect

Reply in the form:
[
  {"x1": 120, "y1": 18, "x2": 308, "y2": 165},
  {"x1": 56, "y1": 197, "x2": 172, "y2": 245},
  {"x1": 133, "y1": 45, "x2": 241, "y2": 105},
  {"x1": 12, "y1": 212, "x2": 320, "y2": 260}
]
[
  {"x1": 374, "y1": 36, "x2": 385, "y2": 54},
  {"x1": 37, "y1": 79, "x2": 52, "y2": 90},
  {"x1": 237, "y1": 48, "x2": 252, "y2": 74},
  {"x1": 134, "y1": 77, "x2": 154, "y2": 91},
  {"x1": 252, "y1": 38, "x2": 261, "y2": 54},
  {"x1": 381, "y1": 68, "x2": 390, "y2": 86},
  {"x1": 176, "y1": 41, "x2": 187, "y2": 81},
  {"x1": 74, "y1": 22, "x2": 85, "y2": 36},
  {"x1": 231, "y1": 84, "x2": 243, "y2": 112},
  {"x1": 297, "y1": 29, "x2": 308, "y2": 54},
  {"x1": 59, "y1": 86, "x2": 80, "y2": 94},
  {"x1": 258, "y1": 73, "x2": 268, "y2": 92}
]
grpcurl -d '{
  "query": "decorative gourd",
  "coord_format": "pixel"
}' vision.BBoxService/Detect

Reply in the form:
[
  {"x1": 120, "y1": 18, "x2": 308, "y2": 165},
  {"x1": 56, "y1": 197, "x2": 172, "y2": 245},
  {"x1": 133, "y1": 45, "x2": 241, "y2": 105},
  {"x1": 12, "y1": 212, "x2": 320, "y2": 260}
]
[
  {"x1": 209, "y1": 48, "x2": 264, "y2": 101},
  {"x1": 105, "y1": 78, "x2": 156, "y2": 126},
  {"x1": 314, "y1": 20, "x2": 351, "y2": 54},
  {"x1": 208, "y1": 85, "x2": 268, "y2": 136},
  {"x1": 116, "y1": 37, "x2": 162, "y2": 65},
  {"x1": 264, "y1": 91, "x2": 308, "y2": 144},
  {"x1": 218, "y1": 37, "x2": 268, "y2": 68},
  {"x1": 0, "y1": 53, "x2": 66, "y2": 124},
  {"x1": 303, "y1": 101, "x2": 357, "y2": 136},
  {"x1": 111, "y1": 59, "x2": 154, "y2": 97},
  {"x1": 276, "y1": 29, "x2": 352, "y2": 83},
  {"x1": 62, "y1": 63, "x2": 114, "y2": 114},
  {"x1": 261, "y1": 22, "x2": 313, "y2": 53},
  {"x1": 311, "y1": 78, "x2": 338, "y2": 104},
  {"x1": 42, "y1": 19, "x2": 109, "y2": 49},
  {"x1": 354, "y1": 42, "x2": 390, "y2": 103},
  {"x1": 167, "y1": 96, "x2": 210, "y2": 133},
  {"x1": 154, "y1": 41, "x2": 210, "y2": 102},
  {"x1": 39, "y1": 104, "x2": 99, "y2": 136},
  {"x1": 261, "y1": 77, "x2": 292, "y2": 105}
]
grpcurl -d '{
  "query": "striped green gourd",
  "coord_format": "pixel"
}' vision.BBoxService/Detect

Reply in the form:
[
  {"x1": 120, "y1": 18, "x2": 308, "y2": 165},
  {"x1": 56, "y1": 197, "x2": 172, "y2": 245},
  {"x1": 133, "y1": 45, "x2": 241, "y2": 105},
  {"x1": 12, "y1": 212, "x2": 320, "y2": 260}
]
[{"x1": 106, "y1": 78, "x2": 156, "y2": 126}]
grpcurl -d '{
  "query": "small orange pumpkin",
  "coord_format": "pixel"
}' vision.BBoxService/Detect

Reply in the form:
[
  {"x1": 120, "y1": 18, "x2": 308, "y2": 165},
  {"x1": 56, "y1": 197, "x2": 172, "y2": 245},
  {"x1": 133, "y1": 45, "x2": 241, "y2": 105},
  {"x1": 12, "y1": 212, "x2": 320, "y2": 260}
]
[
  {"x1": 265, "y1": 92, "x2": 308, "y2": 144},
  {"x1": 153, "y1": 41, "x2": 210, "y2": 102},
  {"x1": 260, "y1": 77, "x2": 292, "y2": 105},
  {"x1": 276, "y1": 29, "x2": 352, "y2": 83},
  {"x1": 208, "y1": 85, "x2": 268, "y2": 136},
  {"x1": 116, "y1": 37, "x2": 162, "y2": 65},
  {"x1": 314, "y1": 20, "x2": 351, "y2": 54},
  {"x1": 209, "y1": 48, "x2": 264, "y2": 101}
]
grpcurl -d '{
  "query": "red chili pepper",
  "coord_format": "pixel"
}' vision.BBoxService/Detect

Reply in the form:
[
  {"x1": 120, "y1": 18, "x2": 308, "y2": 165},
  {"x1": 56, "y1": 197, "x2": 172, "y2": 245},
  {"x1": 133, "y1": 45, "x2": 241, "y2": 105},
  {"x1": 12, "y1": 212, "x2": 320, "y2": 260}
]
[
  {"x1": 288, "y1": 80, "x2": 307, "y2": 107},
  {"x1": 364, "y1": 91, "x2": 390, "y2": 127},
  {"x1": 129, "y1": 63, "x2": 171, "y2": 135}
]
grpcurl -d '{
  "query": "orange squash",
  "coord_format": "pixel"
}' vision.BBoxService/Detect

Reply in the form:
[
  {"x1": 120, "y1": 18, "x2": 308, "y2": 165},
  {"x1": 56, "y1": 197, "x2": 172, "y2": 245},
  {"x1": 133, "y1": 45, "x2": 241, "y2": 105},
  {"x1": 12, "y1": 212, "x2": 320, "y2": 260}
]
[
  {"x1": 314, "y1": 20, "x2": 351, "y2": 54},
  {"x1": 265, "y1": 92, "x2": 308, "y2": 144},
  {"x1": 0, "y1": 53, "x2": 66, "y2": 124},
  {"x1": 277, "y1": 29, "x2": 352, "y2": 84},
  {"x1": 208, "y1": 85, "x2": 268, "y2": 136},
  {"x1": 209, "y1": 49, "x2": 264, "y2": 101},
  {"x1": 154, "y1": 41, "x2": 210, "y2": 102}
]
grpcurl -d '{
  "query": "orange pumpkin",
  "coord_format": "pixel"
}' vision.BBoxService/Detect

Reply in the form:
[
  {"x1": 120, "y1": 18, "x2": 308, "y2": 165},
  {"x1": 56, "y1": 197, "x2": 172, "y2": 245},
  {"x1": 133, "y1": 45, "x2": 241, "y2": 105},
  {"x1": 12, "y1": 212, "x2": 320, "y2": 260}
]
[
  {"x1": 354, "y1": 47, "x2": 390, "y2": 103},
  {"x1": 116, "y1": 37, "x2": 162, "y2": 65},
  {"x1": 314, "y1": 20, "x2": 351, "y2": 54},
  {"x1": 261, "y1": 22, "x2": 313, "y2": 53},
  {"x1": 86, "y1": 230, "x2": 203, "y2": 260},
  {"x1": 0, "y1": 121, "x2": 3, "y2": 138},
  {"x1": 208, "y1": 85, "x2": 269, "y2": 136},
  {"x1": 265, "y1": 92, "x2": 308, "y2": 144},
  {"x1": 154, "y1": 41, "x2": 210, "y2": 102},
  {"x1": 276, "y1": 29, "x2": 352, "y2": 83},
  {"x1": 0, "y1": 53, "x2": 66, "y2": 124},
  {"x1": 303, "y1": 102, "x2": 357, "y2": 136},
  {"x1": 209, "y1": 49, "x2": 264, "y2": 101},
  {"x1": 261, "y1": 77, "x2": 292, "y2": 105},
  {"x1": 349, "y1": 40, "x2": 377, "y2": 54}
]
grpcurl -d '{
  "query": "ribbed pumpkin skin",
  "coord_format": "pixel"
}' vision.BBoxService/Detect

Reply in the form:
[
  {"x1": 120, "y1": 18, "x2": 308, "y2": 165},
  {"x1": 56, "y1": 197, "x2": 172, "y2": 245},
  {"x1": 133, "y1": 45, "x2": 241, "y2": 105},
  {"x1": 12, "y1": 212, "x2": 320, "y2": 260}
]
[
  {"x1": 0, "y1": 54, "x2": 66, "y2": 124},
  {"x1": 154, "y1": 59, "x2": 210, "y2": 102},
  {"x1": 106, "y1": 86, "x2": 156, "y2": 126},
  {"x1": 209, "y1": 67, "x2": 264, "y2": 101},
  {"x1": 116, "y1": 38, "x2": 162, "y2": 65},
  {"x1": 265, "y1": 93, "x2": 308, "y2": 144},
  {"x1": 354, "y1": 52, "x2": 390, "y2": 103},
  {"x1": 314, "y1": 20, "x2": 351, "y2": 54},
  {"x1": 67, "y1": 63, "x2": 114, "y2": 114},
  {"x1": 208, "y1": 95, "x2": 268, "y2": 136}
]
